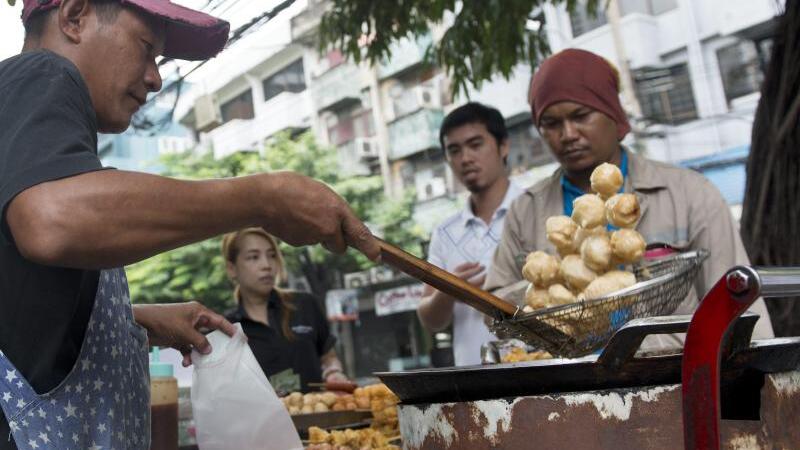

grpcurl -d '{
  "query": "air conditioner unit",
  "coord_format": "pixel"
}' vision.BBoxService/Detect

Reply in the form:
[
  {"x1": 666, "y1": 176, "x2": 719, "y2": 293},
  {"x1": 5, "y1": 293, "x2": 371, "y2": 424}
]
[
  {"x1": 369, "y1": 267, "x2": 394, "y2": 284},
  {"x1": 194, "y1": 94, "x2": 221, "y2": 132},
  {"x1": 415, "y1": 85, "x2": 441, "y2": 109},
  {"x1": 418, "y1": 177, "x2": 447, "y2": 201},
  {"x1": 354, "y1": 137, "x2": 379, "y2": 160},
  {"x1": 344, "y1": 271, "x2": 370, "y2": 289}
]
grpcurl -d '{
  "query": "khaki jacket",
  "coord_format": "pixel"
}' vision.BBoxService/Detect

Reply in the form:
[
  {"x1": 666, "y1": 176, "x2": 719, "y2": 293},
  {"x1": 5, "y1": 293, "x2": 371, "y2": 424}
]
[{"x1": 485, "y1": 149, "x2": 774, "y2": 345}]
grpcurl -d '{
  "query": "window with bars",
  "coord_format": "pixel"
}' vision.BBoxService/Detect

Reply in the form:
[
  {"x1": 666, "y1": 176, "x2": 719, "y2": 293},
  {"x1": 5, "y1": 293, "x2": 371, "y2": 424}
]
[
  {"x1": 717, "y1": 40, "x2": 768, "y2": 103},
  {"x1": 634, "y1": 64, "x2": 698, "y2": 125}
]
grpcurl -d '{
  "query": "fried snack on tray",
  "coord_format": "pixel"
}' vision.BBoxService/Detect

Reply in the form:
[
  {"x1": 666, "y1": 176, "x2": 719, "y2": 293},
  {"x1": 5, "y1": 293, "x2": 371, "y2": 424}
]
[
  {"x1": 501, "y1": 347, "x2": 553, "y2": 363},
  {"x1": 306, "y1": 425, "x2": 400, "y2": 449}
]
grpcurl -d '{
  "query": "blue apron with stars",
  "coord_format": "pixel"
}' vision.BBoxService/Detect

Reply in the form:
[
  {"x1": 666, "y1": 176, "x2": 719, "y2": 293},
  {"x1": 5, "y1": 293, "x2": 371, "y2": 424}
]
[{"x1": 0, "y1": 268, "x2": 151, "y2": 449}]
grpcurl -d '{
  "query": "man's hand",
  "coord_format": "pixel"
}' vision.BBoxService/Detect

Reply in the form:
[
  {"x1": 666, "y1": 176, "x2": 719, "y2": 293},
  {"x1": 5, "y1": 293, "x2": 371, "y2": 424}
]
[
  {"x1": 261, "y1": 172, "x2": 380, "y2": 261},
  {"x1": 418, "y1": 261, "x2": 486, "y2": 331},
  {"x1": 132, "y1": 302, "x2": 237, "y2": 367},
  {"x1": 452, "y1": 261, "x2": 486, "y2": 288}
]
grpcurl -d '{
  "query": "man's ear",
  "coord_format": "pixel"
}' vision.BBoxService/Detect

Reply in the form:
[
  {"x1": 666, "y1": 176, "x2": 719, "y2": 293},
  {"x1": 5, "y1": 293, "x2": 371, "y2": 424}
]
[
  {"x1": 57, "y1": 0, "x2": 92, "y2": 44},
  {"x1": 499, "y1": 138, "x2": 510, "y2": 166}
]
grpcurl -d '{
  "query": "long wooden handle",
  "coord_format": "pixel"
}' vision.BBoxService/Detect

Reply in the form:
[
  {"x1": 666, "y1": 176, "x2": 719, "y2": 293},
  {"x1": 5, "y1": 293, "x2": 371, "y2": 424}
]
[{"x1": 377, "y1": 239, "x2": 518, "y2": 317}]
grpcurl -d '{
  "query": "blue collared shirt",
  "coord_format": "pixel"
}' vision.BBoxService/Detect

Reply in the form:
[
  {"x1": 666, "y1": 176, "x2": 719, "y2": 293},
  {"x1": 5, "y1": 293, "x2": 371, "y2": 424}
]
[{"x1": 561, "y1": 150, "x2": 629, "y2": 228}]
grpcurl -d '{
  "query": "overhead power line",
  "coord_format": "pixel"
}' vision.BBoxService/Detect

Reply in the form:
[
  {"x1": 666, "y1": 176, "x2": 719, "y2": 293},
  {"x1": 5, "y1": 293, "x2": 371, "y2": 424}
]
[{"x1": 132, "y1": 0, "x2": 298, "y2": 132}]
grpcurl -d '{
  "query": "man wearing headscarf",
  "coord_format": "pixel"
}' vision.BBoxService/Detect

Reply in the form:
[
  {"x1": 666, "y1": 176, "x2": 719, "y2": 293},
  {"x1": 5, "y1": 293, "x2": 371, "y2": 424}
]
[{"x1": 484, "y1": 49, "x2": 773, "y2": 346}]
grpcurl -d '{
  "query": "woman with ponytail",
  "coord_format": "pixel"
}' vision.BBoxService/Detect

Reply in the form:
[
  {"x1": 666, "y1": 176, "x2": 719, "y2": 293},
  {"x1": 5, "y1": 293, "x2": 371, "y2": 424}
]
[{"x1": 222, "y1": 228, "x2": 348, "y2": 393}]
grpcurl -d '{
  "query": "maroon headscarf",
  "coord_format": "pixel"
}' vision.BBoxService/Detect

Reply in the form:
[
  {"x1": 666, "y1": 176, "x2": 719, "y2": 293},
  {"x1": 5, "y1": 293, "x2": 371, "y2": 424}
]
[{"x1": 528, "y1": 49, "x2": 631, "y2": 140}]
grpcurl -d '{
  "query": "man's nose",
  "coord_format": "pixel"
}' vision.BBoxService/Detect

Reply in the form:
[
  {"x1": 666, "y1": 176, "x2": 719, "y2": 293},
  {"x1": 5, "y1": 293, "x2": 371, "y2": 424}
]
[
  {"x1": 145, "y1": 61, "x2": 163, "y2": 92},
  {"x1": 562, "y1": 120, "x2": 580, "y2": 141}
]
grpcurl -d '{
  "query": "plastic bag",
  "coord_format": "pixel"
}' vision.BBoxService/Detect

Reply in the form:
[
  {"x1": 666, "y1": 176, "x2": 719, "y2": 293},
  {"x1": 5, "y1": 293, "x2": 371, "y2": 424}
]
[{"x1": 191, "y1": 324, "x2": 303, "y2": 450}]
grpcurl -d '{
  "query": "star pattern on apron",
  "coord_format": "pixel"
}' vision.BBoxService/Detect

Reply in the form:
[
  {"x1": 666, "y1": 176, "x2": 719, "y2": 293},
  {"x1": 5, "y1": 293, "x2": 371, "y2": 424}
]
[{"x1": 0, "y1": 268, "x2": 151, "y2": 450}]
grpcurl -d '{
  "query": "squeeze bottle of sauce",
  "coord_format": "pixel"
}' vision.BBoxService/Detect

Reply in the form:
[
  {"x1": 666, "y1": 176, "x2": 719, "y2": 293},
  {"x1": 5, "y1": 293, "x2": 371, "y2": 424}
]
[{"x1": 149, "y1": 347, "x2": 178, "y2": 450}]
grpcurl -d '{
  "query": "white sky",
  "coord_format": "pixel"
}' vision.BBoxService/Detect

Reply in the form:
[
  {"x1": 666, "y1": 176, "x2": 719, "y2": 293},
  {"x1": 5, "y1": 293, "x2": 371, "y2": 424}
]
[{"x1": 0, "y1": 2, "x2": 24, "y2": 60}]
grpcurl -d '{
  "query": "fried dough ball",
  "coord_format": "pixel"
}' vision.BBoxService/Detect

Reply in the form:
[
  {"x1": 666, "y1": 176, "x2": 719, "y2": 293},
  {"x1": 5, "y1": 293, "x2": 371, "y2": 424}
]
[
  {"x1": 525, "y1": 284, "x2": 552, "y2": 310},
  {"x1": 559, "y1": 254, "x2": 598, "y2": 291},
  {"x1": 590, "y1": 162, "x2": 624, "y2": 199},
  {"x1": 546, "y1": 215, "x2": 579, "y2": 251},
  {"x1": 572, "y1": 226, "x2": 607, "y2": 251},
  {"x1": 572, "y1": 194, "x2": 607, "y2": 229},
  {"x1": 610, "y1": 229, "x2": 647, "y2": 263},
  {"x1": 582, "y1": 270, "x2": 637, "y2": 300},
  {"x1": 605, "y1": 193, "x2": 640, "y2": 228},
  {"x1": 309, "y1": 426, "x2": 330, "y2": 444},
  {"x1": 548, "y1": 283, "x2": 577, "y2": 305},
  {"x1": 522, "y1": 251, "x2": 560, "y2": 287},
  {"x1": 287, "y1": 391, "x2": 303, "y2": 406},
  {"x1": 320, "y1": 392, "x2": 338, "y2": 407},
  {"x1": 580, "y1": 234, "x2": 613, "y2": 273},
  {"x1": 314, "y1": 402, "x2": 330, "y2": 413}
]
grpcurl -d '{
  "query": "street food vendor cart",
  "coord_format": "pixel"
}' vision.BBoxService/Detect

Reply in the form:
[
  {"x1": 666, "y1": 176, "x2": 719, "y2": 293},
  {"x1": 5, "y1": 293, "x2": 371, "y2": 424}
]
[{"x1": 375, "y1": 242, "x2": 800, "y2": 450}]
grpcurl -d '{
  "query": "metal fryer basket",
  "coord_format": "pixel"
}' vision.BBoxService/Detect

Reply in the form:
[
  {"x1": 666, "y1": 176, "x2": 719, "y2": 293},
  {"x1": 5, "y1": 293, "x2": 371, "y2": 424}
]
[{"x1": 490, "y1": 250, "x2": 709, "y2": 358}]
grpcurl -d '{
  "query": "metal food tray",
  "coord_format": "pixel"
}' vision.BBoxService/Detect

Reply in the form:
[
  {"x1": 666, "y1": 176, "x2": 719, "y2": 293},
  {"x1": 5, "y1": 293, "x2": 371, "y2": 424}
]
[{"x1": 491, "y1": 250, "x2": 709, "y2": 357}]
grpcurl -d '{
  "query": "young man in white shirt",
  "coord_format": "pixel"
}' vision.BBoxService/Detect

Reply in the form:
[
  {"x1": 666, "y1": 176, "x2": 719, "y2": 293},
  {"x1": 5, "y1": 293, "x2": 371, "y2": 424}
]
[{"x1": 418, "y1": 102, "x2": 524, "y2": 366}]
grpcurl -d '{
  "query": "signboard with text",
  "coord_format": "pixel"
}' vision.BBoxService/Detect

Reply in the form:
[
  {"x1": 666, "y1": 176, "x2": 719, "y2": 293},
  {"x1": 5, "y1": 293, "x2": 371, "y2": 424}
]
[{"x1": 374, "y1": 284, "x2": 424, "y2": 317}]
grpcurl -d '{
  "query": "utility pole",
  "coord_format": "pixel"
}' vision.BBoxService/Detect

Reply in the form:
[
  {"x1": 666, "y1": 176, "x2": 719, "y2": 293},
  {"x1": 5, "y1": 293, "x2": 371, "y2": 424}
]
[
  {"x1": 606, "y1": 0, "x2": 647, "y2": 153},
  {"x1": 368, "y1": 66, "x2": 395, "y2": 198},
  {"x1": 605, "y1": 0, "x2": 643, "y2": 120}
]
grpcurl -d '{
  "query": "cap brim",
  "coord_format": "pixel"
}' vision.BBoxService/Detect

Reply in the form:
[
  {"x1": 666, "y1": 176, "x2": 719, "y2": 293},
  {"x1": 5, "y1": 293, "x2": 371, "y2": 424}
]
[{"x1": 124, "y1": 0, "x2": 230, "y2": 61}]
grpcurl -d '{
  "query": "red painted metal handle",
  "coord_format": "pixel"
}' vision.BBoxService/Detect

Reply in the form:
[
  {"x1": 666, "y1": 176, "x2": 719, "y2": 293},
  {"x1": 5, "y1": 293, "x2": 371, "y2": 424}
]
[{"x1": 681, "y1": 267, "x2": 759, "y2": 450}]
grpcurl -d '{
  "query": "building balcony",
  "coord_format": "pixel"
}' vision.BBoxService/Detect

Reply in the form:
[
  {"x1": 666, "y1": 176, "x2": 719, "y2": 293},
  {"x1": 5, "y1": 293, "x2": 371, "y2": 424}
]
[
  {"x1": 290, "y1": 0, "x2": 329, "y2": 43},
  {"x1": 310, "y1": 63, "x2": 364, "y2": 112},
  {"x1": 387, "y1": 108, "x2": 444, "y2": 161},
  {"x1": 337, "y1": 138, "x2": 374, "y2": 177},
  {"x1": 209, "y1": 91, "x2": 311, "y2": 159},
  {"x1": 377, "y1": 33, "x2": 433, "y2": 80}
]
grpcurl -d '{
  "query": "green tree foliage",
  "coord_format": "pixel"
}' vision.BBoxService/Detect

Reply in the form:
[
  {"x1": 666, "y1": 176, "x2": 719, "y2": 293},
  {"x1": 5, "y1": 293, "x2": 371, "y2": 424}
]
[
  {"x1": 318, "y1": 0, "x2": 600, "y2": 96},
  {"x1": 127, "y1": 132, "x2": 424, "y2": 313}
]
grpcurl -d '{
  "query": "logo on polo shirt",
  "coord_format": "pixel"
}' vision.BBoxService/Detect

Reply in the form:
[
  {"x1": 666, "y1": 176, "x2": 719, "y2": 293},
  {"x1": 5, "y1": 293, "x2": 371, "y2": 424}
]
[{"x1": 291, "y1": 325, "x2": 314, "y2": 334}]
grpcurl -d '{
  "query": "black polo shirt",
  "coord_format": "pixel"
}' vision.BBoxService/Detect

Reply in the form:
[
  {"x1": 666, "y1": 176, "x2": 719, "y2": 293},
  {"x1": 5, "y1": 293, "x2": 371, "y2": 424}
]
[
  {"x1": 0, "y1": 50, "x2": 107, "y2": 450},
  {"x1": 225, "y1": 290, "x2": 336, "y2": 394}
]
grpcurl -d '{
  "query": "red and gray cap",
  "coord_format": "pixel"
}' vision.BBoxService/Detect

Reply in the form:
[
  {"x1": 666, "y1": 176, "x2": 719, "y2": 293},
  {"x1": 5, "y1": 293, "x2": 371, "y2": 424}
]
[{"x1": 22, "y1": 0, "x2": 230, "y2": 61}]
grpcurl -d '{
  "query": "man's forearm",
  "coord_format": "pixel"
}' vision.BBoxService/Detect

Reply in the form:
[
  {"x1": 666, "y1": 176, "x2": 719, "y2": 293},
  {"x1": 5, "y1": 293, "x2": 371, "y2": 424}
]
[
  {"x1": 7, "y1": 170, "x2": 270, "y2": 269},
  {"x1": 417, "y1": 290, "x2": 455, "y2": 332}
]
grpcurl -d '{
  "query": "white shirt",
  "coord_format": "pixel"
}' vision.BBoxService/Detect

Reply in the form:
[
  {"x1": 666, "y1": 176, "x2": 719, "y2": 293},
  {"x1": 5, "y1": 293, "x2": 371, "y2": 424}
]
[{"x1": 427, "y1": 182, "x2": 525, "y2": 366}]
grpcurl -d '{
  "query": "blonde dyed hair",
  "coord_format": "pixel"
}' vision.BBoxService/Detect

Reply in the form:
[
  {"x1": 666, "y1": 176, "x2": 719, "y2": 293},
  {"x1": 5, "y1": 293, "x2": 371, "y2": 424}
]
[{"x1": 222, "y1": 228, "x2": 295, "y2": 340}]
